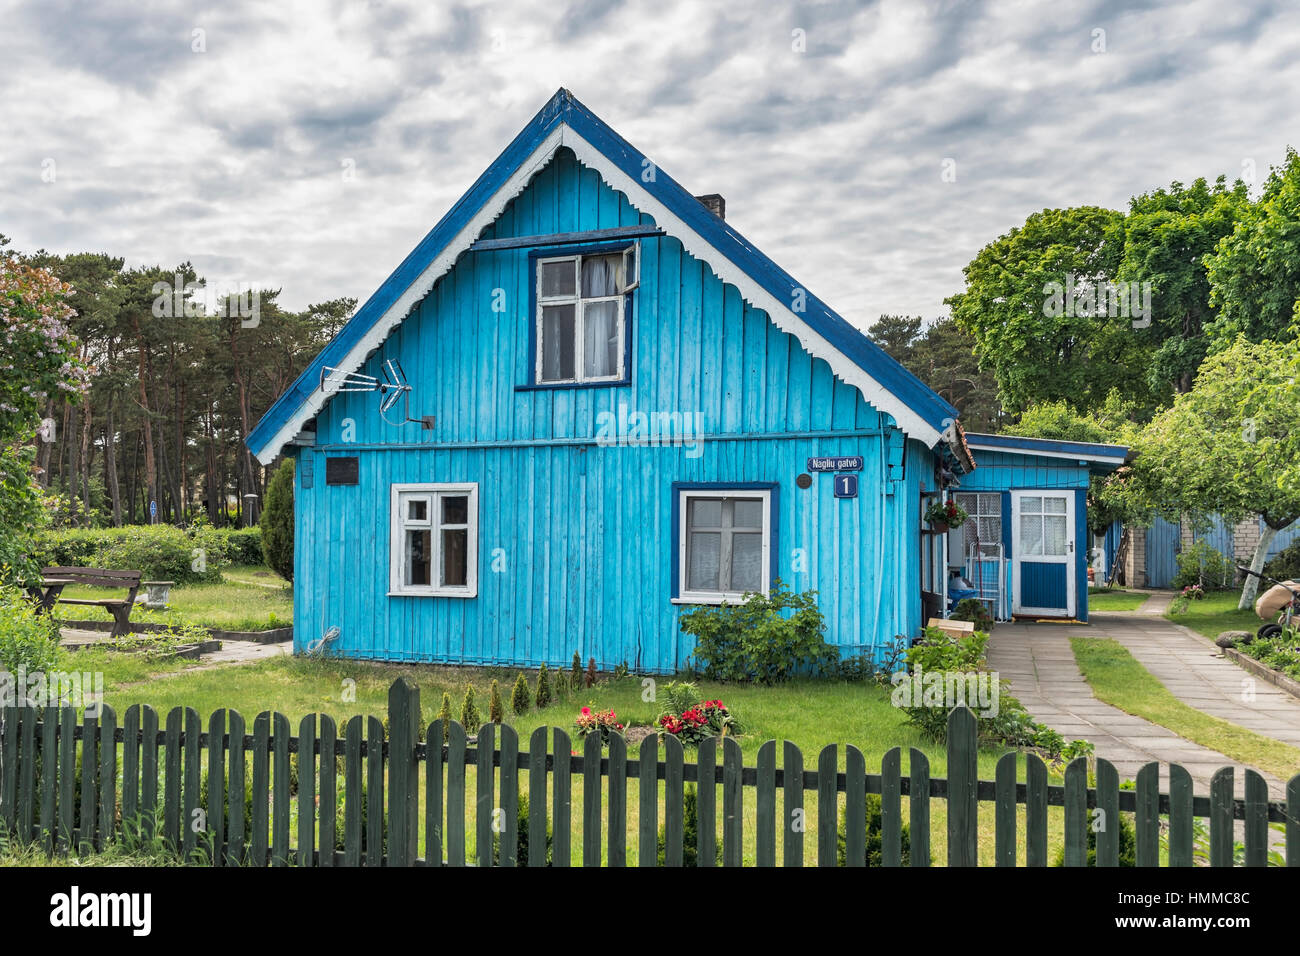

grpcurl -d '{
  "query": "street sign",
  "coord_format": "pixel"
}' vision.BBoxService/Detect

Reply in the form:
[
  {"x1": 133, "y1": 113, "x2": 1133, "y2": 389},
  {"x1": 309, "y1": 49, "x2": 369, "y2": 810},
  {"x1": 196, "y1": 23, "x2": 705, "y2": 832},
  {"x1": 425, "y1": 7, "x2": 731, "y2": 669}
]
[{"x1": 807, "y1": 456, "x2": 863, "y2": 473}]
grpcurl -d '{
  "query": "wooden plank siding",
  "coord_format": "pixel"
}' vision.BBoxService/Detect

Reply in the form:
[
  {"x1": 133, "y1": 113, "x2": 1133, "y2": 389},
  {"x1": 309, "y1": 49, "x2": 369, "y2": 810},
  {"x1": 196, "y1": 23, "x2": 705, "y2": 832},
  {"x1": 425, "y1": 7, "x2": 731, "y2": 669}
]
[
  {"x1": 950, "y1": 448, "x2": 1093, "y2": 621},
  {"x1": 293, "y1": 147, "x2": 937, "y2": 670}
]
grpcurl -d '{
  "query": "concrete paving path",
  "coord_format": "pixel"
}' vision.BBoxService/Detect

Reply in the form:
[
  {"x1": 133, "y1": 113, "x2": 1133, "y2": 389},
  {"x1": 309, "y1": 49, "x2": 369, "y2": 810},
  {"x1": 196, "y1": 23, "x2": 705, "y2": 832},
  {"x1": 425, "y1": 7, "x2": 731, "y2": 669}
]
[
  {"x1": 1090, "y1": 611, "x2": 1300, "y2": 750},
  {"x1": 987, "y1": 621, "x2": 1289, "y2": 797}
]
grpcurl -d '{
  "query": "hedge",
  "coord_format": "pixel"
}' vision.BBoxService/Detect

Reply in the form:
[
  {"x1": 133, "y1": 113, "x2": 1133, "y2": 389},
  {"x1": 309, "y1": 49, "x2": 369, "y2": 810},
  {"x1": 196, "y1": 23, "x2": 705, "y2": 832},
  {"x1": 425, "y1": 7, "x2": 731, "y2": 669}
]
[{"x1": 30, "y1": 525, "x2": 265, "y2": 585}]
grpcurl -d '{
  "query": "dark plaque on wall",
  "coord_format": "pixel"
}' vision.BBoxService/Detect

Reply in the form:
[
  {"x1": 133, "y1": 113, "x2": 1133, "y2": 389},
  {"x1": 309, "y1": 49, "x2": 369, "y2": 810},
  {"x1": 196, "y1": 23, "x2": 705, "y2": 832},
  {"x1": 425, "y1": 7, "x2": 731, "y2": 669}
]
[{"x1": 325, "y1": 456, "x2": 360, "y2": 486}]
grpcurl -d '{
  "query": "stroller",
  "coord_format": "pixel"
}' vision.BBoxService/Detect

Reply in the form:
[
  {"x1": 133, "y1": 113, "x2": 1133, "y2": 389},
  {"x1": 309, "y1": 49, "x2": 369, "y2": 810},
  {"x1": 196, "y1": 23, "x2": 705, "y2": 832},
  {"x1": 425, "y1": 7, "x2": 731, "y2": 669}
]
[{"x1": 1237, "y1": 566, "x2": 1300, "y2": 640}]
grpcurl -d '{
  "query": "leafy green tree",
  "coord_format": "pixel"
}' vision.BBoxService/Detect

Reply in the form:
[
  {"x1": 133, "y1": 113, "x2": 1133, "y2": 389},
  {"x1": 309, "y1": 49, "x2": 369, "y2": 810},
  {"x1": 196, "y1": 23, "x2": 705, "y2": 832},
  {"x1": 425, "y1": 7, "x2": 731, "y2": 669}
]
[
  {"x1": 1206, "y1": 149, "x2": 1300, "y2": 348},
  {"x1": 1006, "y1": 393, "x2": 1143, "y2": 533},
  {"x1": 946, "y1": 206, "x2": 1156, "y2": 415},
  {"x1": 868, "y1": 316, "x2": 1003, "y2": 431},
  {"x1": 260, "y1": 458, "x2": 294, "y2": 580},
  {"x1": 0, "y1": 257, "x2": 88, "y2": 582},
  {"x1": 1116, "y1": 176, "x2": 1250, "y2": 394},
  {"x1": 866, "y1": 314, "x2": 922, "y2": 367},
  {"x1": 1121, "y1": 338, "x2": 1300, "y2": 608}
]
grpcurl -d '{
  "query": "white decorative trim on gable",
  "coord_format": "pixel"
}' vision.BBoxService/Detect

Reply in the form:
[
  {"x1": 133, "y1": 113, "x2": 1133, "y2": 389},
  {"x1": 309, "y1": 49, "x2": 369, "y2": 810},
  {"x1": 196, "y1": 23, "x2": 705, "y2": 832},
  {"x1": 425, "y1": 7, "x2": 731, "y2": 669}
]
[{"x1": 254, "y1": 123, "x2": 945, "y2": 463}]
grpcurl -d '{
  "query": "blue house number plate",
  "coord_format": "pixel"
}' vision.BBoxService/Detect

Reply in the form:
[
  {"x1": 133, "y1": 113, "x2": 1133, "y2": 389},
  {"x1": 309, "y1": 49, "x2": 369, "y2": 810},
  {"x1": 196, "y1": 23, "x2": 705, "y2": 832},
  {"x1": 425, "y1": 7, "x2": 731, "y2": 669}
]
[
  {"x1": 833, "y1": 474, "x2": 859, "y2": 498},
  {"x1": 807, "y1": 456, "x2": 863, "y2": 472}
]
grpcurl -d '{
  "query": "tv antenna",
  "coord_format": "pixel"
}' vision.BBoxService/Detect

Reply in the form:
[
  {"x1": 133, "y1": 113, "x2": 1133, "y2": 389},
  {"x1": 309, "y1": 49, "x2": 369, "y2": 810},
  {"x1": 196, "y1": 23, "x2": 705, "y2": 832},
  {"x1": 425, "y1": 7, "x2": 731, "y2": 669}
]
[{"x1": 319, "y1": 359, "x2": 435, "y2": 430}]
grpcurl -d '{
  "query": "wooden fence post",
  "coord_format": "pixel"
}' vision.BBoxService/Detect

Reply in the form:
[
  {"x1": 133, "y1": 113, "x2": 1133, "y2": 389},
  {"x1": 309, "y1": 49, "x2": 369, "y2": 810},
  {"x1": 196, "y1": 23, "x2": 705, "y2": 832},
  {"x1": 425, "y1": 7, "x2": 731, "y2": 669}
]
[
  {"x1": 946, "y1": 706, "x2": 977, "y2": 867},
  {"x1": 386, "y1": 678, "x2": 419, "y2": 867}
]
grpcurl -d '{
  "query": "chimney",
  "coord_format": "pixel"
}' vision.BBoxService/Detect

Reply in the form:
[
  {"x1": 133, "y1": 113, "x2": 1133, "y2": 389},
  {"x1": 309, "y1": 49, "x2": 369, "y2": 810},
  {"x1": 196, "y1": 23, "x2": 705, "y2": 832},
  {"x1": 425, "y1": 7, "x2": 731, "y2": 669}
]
[{"x1": 695, "y1": 193, "x2": 725, "y2": 220}]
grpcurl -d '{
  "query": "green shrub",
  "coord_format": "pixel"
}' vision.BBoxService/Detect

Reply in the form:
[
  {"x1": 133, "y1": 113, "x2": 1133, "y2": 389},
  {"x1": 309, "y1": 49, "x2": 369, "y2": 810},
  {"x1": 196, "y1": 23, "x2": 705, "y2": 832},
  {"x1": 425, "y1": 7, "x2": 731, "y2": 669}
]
[
  {"x1": 570, "y1": 651, "x2": 583, "y2": 689},
  {"x1": 32, "y1": 524, "x2": 230, "y2": 584},
  {"x1": 896, "y1": 626, "x2": 1093, "y2": 764},
  {"x1": 585, "y1": 657, "x2": 597, "y2": 688},
  {"x1": 218, "y1": 527, "x2": 264, "y2": 565},
  {"x1": 1237, "y1": 630, "x2": 1300, "y2": 681},
  {"x1": 680, "y1": 580, "x2": 837, "y2": 684},
  {"x1": 260, "y1": 459, "x2": 294, "y2": 581},
  {"x1": 333, "y1": 776, "x2": 386, "y2": 856},
  {"x1": 436, "y1": 692, "x2": 453, "y2": 742},
  {"x1": 460, "y1": 684, "x2": 480, "y2": 735},
  {"x1": 1173, "y1": 539, "x2": 1233, "y2": 590},
  {"x1": 493, "y1": 791, "x2": 551, "y2": 866},
  {"x1": 535, "y1": 664, "x2": 551, "y2": 709},
  {"x1": 836, "y1": 792, "x2": 923, "y2": 866},
  {"x1": 950, "y1": 597, "x2": 994, "y2": 631},
  {"x1": 510, "y1": 673, "x2": 530, "y2": 716},
  {"x1": 0, "y1": 586, "x2": 62, "y2": 674},
  {"x1": 1052, "y1": 811, "x2": 1137, "y2": 866},
  {"x1": 655, "y1": 785, "x2": 719, "y2": 866},
  {"x1": 1264, "y1": 539, "x2": 1300, "y2": 582},
  {"x1": 488, "y1": 679, "x2": 504, "y2": 724}
]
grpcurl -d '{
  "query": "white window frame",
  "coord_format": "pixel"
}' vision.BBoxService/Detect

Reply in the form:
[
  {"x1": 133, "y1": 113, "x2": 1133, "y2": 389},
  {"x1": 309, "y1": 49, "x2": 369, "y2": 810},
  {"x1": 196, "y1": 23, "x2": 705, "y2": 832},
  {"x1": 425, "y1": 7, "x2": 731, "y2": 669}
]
[
  {"x1": 389, "y1": 482, "x2": 479, "y2": 597},
  {"x1": 674, "y1": 488, "x2": 772, "y2": 605},
  {"x1": 534, "y1": 246, "x2": 636, "y2": 385},
  {"x1": 953, "y1": 492, "x2": 1003, "y2": 560}
]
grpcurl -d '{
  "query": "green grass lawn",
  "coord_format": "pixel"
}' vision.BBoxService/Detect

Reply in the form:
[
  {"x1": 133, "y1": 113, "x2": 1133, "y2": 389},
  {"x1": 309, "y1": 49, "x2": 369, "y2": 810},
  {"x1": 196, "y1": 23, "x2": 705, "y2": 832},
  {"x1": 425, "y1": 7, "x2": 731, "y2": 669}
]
[
  {"x1": 56, "y1": 564, "x2": 292, "y2": 632},
  {"x1": 1070, "y1": 636, "x2": 1300, "y2": 782},
  {"x1": 16, "y1": 652, "x2": 1076, "y2": 867},
  {"x1": 1165, "y1": 588, "x2": 1259, "y2": 639},
  {"x1": 1086, "y1": 588, "x2": 1148, "y2": 612}
]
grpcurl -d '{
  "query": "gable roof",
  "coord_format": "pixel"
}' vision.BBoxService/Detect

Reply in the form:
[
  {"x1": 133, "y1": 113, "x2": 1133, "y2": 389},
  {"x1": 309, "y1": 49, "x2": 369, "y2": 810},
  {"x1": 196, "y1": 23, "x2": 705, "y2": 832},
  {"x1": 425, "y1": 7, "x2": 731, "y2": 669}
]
[
  {"x1": 964, "y1": 432, "x2": 1129, "y2": 473},
  {"x1": 246, "y1": 88, "x2": 967, "y2": 465}
]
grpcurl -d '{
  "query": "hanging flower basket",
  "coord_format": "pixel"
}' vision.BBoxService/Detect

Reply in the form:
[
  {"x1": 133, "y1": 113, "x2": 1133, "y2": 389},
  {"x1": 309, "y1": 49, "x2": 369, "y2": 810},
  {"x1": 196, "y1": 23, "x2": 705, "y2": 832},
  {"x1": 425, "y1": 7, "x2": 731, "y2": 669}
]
[{"x1": 924, "y1": 499, "x2": 968, "y2": 532}]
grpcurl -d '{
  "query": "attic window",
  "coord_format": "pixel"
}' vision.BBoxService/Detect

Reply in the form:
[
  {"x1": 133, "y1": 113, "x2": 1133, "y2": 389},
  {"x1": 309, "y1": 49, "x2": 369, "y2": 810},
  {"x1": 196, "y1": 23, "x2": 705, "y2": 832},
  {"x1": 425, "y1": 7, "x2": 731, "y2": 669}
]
[{"x1": 533, "y1": 245, "x2": 637, "y2": 385}]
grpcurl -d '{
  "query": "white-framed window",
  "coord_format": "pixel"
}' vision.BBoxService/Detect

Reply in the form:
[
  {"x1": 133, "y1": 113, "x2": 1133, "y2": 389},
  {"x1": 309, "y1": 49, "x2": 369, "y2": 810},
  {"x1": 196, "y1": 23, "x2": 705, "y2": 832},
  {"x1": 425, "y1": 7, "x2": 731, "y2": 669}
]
[
  {"x1": 389, "y1": 483, "x2": 478, "y2": 597},
  {"x1": 676, "y1": 489, "x2": 771, "y2": 603},
  {"x1": 535, "y1": 245, "x2": 637, "y2": 384},
  {"x1": 953, "y1": 492, "x2": 1003, "y2": 559}
]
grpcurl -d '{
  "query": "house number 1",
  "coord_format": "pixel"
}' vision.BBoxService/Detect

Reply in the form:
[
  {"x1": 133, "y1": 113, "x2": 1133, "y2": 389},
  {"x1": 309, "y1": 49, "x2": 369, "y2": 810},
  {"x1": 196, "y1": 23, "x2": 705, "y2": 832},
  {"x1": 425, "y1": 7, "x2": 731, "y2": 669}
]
[{"x1": 834, "y1": 474, "x2": 858, "y2": 498}]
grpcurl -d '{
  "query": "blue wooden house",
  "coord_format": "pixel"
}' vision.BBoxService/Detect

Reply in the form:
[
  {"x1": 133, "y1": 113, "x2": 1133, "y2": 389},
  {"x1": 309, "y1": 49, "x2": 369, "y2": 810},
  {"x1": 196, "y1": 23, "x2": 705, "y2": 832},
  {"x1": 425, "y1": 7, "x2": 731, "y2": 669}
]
[
  {"x1": 948, "y1": 433, "x2": 1128, "y2": 622},
  {"x1": 246, "y1": 89, "x2": 1119, "y2": 670}
]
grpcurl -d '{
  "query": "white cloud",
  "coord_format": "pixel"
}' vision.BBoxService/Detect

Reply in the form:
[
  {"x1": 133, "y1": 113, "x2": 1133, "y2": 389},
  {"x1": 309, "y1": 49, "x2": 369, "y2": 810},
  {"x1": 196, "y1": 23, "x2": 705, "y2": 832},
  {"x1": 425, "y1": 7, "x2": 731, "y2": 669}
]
[{"x1": 1, "y1": 0, "x2": 1298, "y2": 330}]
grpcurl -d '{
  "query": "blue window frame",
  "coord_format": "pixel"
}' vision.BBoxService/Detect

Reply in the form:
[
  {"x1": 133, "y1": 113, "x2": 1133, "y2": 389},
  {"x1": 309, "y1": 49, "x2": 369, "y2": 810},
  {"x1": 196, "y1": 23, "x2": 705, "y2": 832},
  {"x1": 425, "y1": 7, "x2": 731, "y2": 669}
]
[
  {"x1": 519, "y1": 241, "x2": 637, "y2": 390},
  {"x1": 670, "y1": 482, "x2": 780, "y2": 603}
]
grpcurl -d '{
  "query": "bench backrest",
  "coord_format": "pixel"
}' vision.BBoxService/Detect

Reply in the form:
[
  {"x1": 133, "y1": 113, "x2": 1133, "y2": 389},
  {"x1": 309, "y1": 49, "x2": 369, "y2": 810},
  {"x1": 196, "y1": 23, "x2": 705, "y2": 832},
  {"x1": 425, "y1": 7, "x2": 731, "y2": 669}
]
[{"x1": 42, "y1": 566, "x2": 143, "y2": 589}]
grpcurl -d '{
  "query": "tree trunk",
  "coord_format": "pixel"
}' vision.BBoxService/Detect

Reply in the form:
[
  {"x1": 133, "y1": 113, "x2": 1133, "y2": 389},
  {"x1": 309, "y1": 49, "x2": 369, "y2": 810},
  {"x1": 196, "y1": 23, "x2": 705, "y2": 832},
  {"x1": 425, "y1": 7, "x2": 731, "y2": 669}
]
[
  {"x1": 134, "y1": 323, "x2": 159, "y2": 524},
  {"x1": 105, "y1": 398, "x2": 122, "y2": 526},
  {"x1": 1238, "y1": 523, "x2": 1280, "y2": 610},
  {"x1": 80, "y1": 396, "x2": 92, "y2": 525}
]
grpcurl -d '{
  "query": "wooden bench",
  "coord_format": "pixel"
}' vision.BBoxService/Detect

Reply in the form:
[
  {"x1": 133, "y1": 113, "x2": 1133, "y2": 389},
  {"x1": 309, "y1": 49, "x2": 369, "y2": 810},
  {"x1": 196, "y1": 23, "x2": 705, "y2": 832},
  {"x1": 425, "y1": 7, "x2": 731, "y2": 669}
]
[{"x1": 42, "y1": 567, "x2": 141, "y2": 640}]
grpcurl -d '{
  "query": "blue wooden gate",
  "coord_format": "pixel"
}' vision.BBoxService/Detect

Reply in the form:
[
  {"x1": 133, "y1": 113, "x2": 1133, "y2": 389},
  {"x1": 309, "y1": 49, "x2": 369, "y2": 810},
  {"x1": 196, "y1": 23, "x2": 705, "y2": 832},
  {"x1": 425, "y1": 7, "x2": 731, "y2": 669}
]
[{"x1": 1145, "y1": 516, "x2": 1180, "y2": 588}]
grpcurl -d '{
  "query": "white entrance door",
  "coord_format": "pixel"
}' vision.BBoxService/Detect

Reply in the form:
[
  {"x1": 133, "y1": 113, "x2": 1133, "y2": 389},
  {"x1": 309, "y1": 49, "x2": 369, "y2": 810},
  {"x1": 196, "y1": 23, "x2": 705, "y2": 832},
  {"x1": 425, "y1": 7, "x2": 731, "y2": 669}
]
[{"x1": 1011, "y1": 491, "x2": 1076, "y2": 617}]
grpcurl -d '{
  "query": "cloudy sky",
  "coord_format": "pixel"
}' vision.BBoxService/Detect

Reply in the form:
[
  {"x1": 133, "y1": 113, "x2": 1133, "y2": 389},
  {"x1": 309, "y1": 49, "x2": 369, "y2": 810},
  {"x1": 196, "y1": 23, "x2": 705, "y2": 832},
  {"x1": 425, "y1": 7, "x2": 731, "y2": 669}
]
[{"x1": 2, "y1": 0, "x2": 1298, "y2": 330}]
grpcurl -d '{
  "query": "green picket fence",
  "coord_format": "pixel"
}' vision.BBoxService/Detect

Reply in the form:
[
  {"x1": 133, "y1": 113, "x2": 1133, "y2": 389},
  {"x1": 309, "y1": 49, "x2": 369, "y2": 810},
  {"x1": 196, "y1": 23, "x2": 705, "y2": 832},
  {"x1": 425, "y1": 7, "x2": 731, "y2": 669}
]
[{"x1": 2, "y1": 678, "x2": 1298, "y2": 866}]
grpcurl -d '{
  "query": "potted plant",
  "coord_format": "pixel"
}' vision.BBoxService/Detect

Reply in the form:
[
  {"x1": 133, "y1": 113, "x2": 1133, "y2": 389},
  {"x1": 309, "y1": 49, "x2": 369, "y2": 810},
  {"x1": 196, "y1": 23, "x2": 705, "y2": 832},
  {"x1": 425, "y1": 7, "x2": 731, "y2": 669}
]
[{"x1": 924, "y1": 498, "x2": 968, "y2": 533}]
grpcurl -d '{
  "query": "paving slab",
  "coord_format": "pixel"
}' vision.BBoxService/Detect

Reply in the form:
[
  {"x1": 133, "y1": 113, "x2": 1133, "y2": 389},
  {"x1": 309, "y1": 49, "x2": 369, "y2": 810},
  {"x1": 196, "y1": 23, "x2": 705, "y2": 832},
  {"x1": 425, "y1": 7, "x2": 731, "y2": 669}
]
[
  {"x1": 987, "y1": 622, "x2": 1288, "y2": 798},
  {"x1": 1088, "y1": 611, "x2": 1300, "y2": 750}
]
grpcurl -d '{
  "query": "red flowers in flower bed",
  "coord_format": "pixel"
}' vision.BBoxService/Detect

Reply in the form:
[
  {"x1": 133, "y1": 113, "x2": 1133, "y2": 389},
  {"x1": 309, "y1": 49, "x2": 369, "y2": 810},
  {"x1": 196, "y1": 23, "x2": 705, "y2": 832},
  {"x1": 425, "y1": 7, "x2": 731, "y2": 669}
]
[
  {"x1": 657, "y1": 698, "x2": 739, "y2": 746},
  {"x1": 574, "y1": 705, "x2": 624, "y2": 743}
]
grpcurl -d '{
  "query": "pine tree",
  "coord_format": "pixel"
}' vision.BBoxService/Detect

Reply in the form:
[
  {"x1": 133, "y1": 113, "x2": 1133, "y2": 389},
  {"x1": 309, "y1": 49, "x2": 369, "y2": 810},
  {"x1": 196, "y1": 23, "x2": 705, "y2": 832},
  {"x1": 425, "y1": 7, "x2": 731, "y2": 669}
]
[
  {"x1": 571, "y1": 651, "x2": 583, "y2": 688},
  {"x1": 535, "y1": 664, "x2": 552, "y2": 709},
  {"x1": 488, "y1": 679, "x2": 504, "y2": 724},
  {"x1": 436, "y1": 691, "x2": 453, "y2": 742},
  {"x1": 460, "y1": 684, "x2": 480, "y2": 734},
  {"x1": 511, "y1": 672, "x2": 531, "y2": 716}
]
